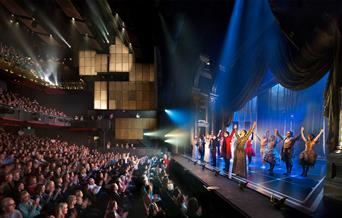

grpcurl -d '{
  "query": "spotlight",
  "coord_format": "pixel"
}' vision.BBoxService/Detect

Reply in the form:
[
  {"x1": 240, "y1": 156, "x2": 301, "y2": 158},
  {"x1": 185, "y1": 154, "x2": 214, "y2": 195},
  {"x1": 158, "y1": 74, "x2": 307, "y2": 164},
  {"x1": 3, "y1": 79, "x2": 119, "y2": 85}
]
[
  {"x1": 71, "y1": 17, "x2": 75, "y2": 21},
  {"x1": 206, "y1": 62, "x2": 210, "y2": 65},
  {"x1": 136, "y1": 113, "x2": 140, "y2": 119},
  {"x1": 122, "y1": 27, "x2": 125, "y2": 31},
  {"x1": 32, "y1": 19, "x2": 37, "y2": 28},
  {"x1": 49, "y1": 34, "x2": 53, "y2": 38},
  {"x1": 238, "y1": 181, "x2": 248, "y2": 190}
]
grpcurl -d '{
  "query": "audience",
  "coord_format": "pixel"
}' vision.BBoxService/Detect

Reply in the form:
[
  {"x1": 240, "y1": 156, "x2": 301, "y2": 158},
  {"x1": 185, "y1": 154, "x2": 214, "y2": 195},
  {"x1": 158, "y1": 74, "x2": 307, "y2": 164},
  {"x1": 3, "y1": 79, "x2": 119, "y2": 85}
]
[
  {"x1": 0, "y1": 42, "x2": 37, "y2": 74},
  {"x1": 0, "y1": 131, "x2": 140, "y2": 218},
  {"x1": 0, "y1": 88, "x2": 67, "y2": 117},
  {"x1": 0, "y1": 129, "x2": 203, "y2": 218}
]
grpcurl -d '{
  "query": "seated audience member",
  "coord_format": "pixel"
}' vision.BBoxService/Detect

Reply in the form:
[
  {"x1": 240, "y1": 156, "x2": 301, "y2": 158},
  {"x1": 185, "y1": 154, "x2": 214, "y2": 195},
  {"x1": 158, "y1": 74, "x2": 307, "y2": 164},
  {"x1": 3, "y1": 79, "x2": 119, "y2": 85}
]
[
  {"x1": 104, "y1": 200, "x2": 128, "y2": 218},
  {"x1": 18, "y1": 191, "x2": 41, "y2": 218},
  {"x1": 55, "y1": 202, "x2": 68, "y2": 218},
  {"x1": 0, "y1": 197, "x2": 23, "y2": 218}
]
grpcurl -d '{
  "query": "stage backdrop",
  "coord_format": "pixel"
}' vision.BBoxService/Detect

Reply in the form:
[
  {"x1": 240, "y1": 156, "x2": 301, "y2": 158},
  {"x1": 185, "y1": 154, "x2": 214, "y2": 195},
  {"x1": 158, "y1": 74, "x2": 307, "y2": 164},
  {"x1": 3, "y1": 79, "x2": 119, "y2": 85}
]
[{"x1": 233, "y1": 73, "x2": 328, "y2": 159}]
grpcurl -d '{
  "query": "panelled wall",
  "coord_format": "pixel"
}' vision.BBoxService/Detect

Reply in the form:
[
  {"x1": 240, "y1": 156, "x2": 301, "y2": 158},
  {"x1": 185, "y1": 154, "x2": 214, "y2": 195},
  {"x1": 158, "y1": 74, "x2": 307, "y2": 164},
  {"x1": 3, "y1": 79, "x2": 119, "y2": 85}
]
[
  {"x1": 80, "y1": 37, "x2": 156, "y2": 111},
  {"x1": 115, "y1": 118, "x2": 157, "y2": 140},
  {"x1": 79, "y1": 37, "x2": 157, "y2": 139}
]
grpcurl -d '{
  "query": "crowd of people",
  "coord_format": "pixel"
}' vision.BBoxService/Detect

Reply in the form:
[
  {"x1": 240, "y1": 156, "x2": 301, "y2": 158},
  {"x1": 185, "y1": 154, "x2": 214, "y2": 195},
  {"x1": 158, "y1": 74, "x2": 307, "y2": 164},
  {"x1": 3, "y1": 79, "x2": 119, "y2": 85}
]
[
  {"x1": 193, "y1": 122, "x2": 324, "y2": 178},
  {"x1": 0, "y1": 129, "x2": 203, "y2": 218},
  {"x1": 139, "y1": 154, "x2": 203, "y2": 218},
  {"x1": 0, "y1": 42, "x2": 37, "y2": 73},
  {"x1": 0, "y1": 88, "x2": 67, "y2": 117},
  {"x1": 0, "y1": 130, "x2": 140, "y2": 218}
]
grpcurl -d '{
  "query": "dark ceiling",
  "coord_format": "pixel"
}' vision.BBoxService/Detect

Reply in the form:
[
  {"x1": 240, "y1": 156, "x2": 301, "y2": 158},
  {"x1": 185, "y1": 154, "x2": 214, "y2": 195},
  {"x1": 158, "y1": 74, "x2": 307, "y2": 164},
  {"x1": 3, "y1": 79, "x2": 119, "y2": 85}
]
[
  {"x1": 1, "y1": 0, "x2": 341, "y2": 79},
  {"x1": 0, "y1": 0, "x2": 233, "y2": 82}
]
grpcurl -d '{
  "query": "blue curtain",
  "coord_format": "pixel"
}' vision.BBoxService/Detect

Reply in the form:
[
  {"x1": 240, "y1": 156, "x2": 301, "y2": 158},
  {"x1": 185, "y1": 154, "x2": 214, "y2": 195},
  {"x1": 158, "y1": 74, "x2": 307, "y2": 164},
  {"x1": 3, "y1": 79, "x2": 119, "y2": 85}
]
[{"x1": 233, "y1": 74, "x2": 328, "y2": 158}]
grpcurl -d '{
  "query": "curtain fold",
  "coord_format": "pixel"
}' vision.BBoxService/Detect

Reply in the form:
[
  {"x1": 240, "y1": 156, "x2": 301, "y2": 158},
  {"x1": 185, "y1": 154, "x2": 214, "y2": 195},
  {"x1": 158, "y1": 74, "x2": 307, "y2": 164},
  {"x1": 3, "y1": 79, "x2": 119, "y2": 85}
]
[
  {"x1": 270, "y1": 16, "x2": 341, "y2": 152},
  {"x1": 217, "y1": 0, "x2": 341, "y2": 152}
]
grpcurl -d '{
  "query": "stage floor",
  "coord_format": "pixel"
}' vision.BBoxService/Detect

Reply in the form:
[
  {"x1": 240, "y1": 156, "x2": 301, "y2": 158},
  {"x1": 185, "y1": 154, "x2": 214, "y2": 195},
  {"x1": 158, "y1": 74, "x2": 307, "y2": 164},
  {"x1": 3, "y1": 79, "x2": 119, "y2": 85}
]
[
  {"x1": 219, "y1": 156, "x2": 325, "y2": 205},
  {"x1": 177, "y1": 154, "x2": 326, "y2": 216}
]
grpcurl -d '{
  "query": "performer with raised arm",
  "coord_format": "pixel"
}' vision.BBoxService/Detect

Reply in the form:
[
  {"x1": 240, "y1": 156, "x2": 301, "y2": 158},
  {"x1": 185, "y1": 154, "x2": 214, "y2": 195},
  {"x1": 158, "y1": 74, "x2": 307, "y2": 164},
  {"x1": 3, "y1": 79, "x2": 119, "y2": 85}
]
[
  {"x1": 300, "y1": 127, "x2": 324, "y2": 177},
  {"x1": 275, "y1": 129, "x2": 300, "y2": 175},
  {"x1": 210, "y1": 131, "x2": 220, "y2": 167},
  {"x1": 264, "y1": 135, "x2": 277, "y2": 175},
  {"x1": 221, "y1": 125, "x2": 236, "y2": 174},
  {"x1": 245, "y1": 133, "x2": 255, "y2": 168},
  {"x1": 233, "y1": 121, "x2": 257, "y2": 178},
  {"x1": 256, "y1": 130, "x2": 270, "y2": 168}
]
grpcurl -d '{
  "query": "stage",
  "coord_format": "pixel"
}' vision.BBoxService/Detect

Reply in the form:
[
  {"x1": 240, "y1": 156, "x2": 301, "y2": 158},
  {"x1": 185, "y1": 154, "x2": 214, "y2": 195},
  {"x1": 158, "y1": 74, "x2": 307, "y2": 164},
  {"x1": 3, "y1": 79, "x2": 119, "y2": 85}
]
[{"x1": 171, "y1": 155, "x2": 326, "y2": 217}]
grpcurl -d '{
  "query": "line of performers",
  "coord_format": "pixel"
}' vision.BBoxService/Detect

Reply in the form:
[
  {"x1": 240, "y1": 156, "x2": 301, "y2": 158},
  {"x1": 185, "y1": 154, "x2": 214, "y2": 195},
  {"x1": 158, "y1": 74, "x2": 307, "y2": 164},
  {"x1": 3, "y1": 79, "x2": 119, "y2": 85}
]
[{"x1": 193, "y1": 122, "x2": 324, "y2": 178}]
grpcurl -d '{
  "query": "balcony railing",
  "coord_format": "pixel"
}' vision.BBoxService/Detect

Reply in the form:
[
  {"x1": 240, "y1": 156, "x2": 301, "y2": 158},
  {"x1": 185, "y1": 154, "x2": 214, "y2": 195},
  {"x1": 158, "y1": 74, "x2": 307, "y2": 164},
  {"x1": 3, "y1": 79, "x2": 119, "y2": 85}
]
[{"x1": 0, "y1": 103, "x2": 72, "y2": 126}]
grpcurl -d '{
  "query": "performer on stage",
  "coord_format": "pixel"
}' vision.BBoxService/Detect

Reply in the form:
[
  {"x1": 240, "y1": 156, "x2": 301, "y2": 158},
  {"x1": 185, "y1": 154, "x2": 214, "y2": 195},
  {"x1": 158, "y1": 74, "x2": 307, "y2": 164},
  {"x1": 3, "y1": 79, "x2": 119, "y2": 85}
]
[
  {"x1": 300, "y1": 127, "x2": 324, "y2": 177},
  {"x1": 193, "y1": 136, "x2": 199, "y2": 159},
  {"x1": 204, "y1": 135, "x2": 210, "y2": 162},
  {"x1": 222, "y1": 126, "x2": 236, "y2": 173},
  {"x1": 256, "y1": 130, "x2": 269, "y2": 168},
  {"x1": 264, "y1": 135, "x2": 277, "y2": 175},
  {"x1": 199, "y1": 135, "x2": 206, "y2": 162},
  {"x1": 245, "y1": 133, "x2": 255, "y2": 168},
  {"x1": 275, "y1": 129, "x2": 300, "y2": 175},
  {"x1": 210, "y1": 132, "x2": 219, "y2": 167},
  {"x1": 233, "y1": 121, "x2": 256, "y2": 178}
]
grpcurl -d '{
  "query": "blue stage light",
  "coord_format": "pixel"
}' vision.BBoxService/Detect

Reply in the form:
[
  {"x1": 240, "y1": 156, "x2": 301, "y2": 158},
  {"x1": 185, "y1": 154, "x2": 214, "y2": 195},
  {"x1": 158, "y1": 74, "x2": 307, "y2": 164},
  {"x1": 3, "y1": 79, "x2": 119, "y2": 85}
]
[{"x1": 164, "y1": 109, "x2": 191, "y2": 126}]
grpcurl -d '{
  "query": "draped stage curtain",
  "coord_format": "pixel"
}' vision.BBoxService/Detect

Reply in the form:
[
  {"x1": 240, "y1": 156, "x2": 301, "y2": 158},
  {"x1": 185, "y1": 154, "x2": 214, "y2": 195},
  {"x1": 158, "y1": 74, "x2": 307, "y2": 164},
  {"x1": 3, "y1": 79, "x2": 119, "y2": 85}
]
[
  {"x1": 269, "y1": 16, "x2": 341, "y2": 152},
  {"x1": 233, "y1": 76, "x2": 328, "y2": 159},
  {"x1": 216, "y1": 0, "x2": 341, "y2": 152}
]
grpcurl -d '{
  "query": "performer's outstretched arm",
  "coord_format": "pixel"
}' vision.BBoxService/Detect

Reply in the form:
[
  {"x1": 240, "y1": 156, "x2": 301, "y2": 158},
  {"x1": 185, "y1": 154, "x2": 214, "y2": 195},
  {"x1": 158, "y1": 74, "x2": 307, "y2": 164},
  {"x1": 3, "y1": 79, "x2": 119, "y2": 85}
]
[
  {"x1": 233, "y1": 124, "x2": 239, "y2": 139},
  {"x1": 275, "y1": 129, "x2": 284, "y2": 141},
  {"x1": 301, "y1": 126, "x2": 307, "y2": 142},
  {"x1": 256, "y1": 134, "x2": 261, "y2": 142},
  {"x1": 245, "y1": 122, "x2": 257, "y2": 139},
  {"x1": 314, "y1": 129, "x2": 324, "y2": 142}
]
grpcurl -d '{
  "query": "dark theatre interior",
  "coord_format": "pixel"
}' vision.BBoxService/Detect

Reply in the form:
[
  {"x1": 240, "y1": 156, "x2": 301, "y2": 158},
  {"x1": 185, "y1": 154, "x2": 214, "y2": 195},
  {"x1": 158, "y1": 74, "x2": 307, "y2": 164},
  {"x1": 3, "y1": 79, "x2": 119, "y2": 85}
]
[{"x1": 1, "y1": 0, "x2": 342, "y2": 217}]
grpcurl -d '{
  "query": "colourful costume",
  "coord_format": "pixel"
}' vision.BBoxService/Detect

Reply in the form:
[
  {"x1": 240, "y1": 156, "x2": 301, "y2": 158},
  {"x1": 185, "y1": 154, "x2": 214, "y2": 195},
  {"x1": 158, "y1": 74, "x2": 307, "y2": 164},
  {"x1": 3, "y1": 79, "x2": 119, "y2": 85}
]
[
  {"x1": 221, "y1": 130, "x2": 235, "y2": 173},
  {"x1": 276, "y1": 131, "x2": 299, "y2": 175},
  {"x1": 245, "y1": 139, "x2": 255, "y2": 165},
  {"x1": 264, "y1": 136, "x2": 277, "y2": 175},
  {"x1": 256, "y1": 131, "x2": 269, "y2": 164},
  {"x1": 233, "y1": 124, "x2": 255, "y2": 178},
  {"x1": 299, "y1": 140, "x2": 317, "y2": 167},
  {"x1": 299, "y1": 128, "x2": 323, "y2": 176}
]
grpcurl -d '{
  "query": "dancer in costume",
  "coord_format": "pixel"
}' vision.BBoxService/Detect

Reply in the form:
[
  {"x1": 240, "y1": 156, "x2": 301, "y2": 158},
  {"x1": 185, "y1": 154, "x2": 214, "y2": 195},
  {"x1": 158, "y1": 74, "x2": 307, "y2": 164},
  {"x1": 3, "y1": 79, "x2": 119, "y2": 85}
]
[
  {"x1": 221, "y1": 126, "x2": 236, "y2": 173},
  {"x1": 245, "y1": 133, "x2": 255, "y2": 168},
  {"x1": 210, "y1": 132, "x2": 220, "y2": 167},
  {"x1": 264, "y1": 135, "x2": 277, "y2": 175},
  {"x1": 275, "y1": 129, "x2": 300, "y2": 175},
  {"x1": 256, "y1": 130, "x2": 269, "y2": 168},
  {"x1": 193, "y1": 136, "x2": 199, "y2": 159},
  {"x1": 199, "y1": 135, "x2": 205, "y2": 162},
  {"x1": 300, "y1": 127, "x2": 324, "y2": 177},
  {"x1": 232, "y1": 121, "x2": 256, "y2": 178},
  {"x1": 204, "y1": 135, "x2": 210, "y2": 162}
]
